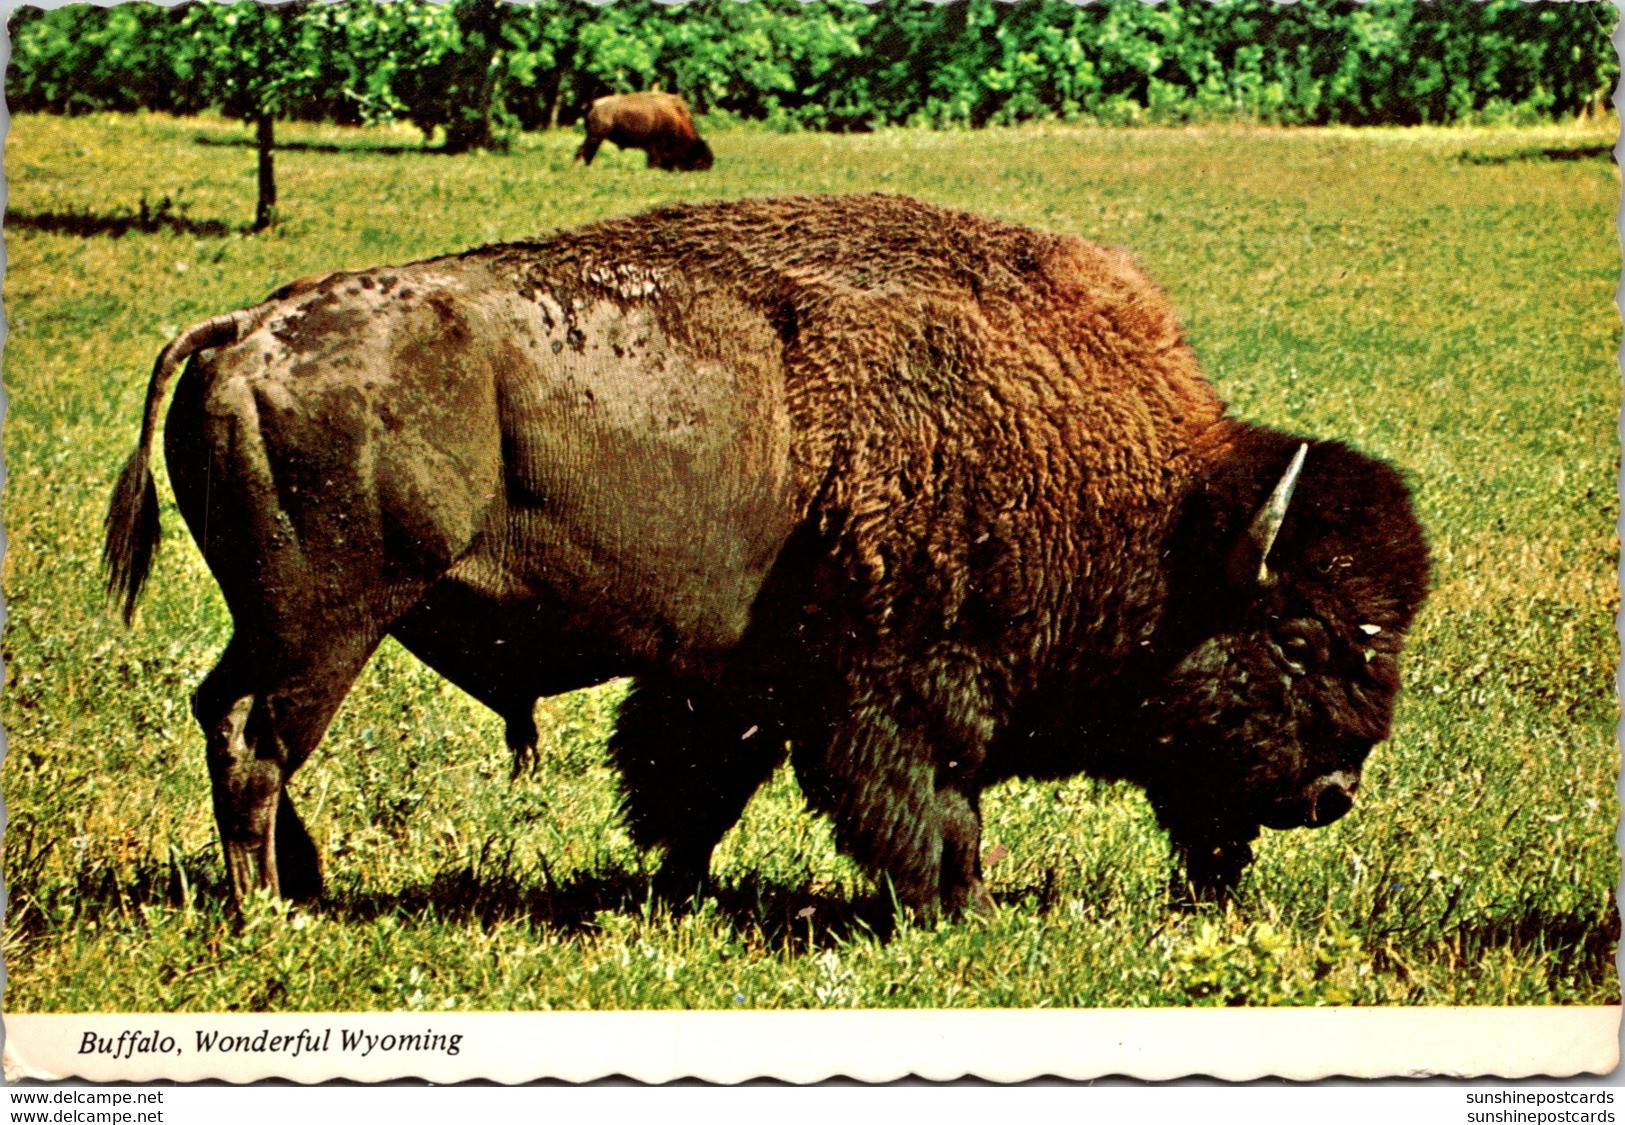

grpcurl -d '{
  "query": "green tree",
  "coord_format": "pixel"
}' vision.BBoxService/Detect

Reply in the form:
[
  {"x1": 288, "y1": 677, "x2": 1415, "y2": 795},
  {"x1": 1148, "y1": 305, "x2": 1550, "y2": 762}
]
[
  {"x1": 499, "y1": 2, "x2": 594, "y2": 130},
  {"x1": 7, "y1": 3, "x2": 203, "y2": 115},
  {"x1": 178, "y1": 1, "x2": 340, "y2": 229},
  {"x1": 384, "y1": 0, "x2": 510, "y2": 151}
]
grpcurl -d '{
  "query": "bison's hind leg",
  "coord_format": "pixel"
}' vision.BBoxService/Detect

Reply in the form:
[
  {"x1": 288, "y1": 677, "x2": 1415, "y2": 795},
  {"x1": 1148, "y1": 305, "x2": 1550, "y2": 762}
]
[
  {"x1": 274, "y1": 790, "x2": 324, "y2": 902},
  {"x1": 193, "y1": 624, "x2": 388, "y2": 903},
  {"x1": 610, "y1": 677, "x2": 788, "y2": 904},
  {"x1": 504, "y1": 707, "x2": 540, "y2": 779}
]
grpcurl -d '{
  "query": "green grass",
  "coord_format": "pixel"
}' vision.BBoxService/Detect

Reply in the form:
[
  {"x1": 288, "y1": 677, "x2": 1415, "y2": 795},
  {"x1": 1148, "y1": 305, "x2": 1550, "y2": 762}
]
[{"x1": 3, "y1": 112, "x2": 1619, "y2": 1010}]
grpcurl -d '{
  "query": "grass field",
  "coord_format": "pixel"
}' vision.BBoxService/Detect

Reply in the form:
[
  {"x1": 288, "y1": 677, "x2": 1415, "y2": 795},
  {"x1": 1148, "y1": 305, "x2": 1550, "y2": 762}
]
[{"x1": 2, "y1": 112, "x2": 1619, "y2": 1011}]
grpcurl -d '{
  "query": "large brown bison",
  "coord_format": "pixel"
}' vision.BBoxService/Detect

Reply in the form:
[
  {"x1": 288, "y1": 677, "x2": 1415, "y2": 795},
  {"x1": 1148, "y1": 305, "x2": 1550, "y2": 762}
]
[
  {"x1": 574, "y1": 92, "x2": 714, "y2": 172},
  {"x1": 105, "y1": 194, "x2": 1429, "y2": 919}
]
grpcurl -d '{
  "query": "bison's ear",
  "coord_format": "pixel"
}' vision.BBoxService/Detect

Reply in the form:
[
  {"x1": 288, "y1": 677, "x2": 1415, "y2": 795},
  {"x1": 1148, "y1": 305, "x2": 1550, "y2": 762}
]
[{"x1": 1227, "y1": 442, "x2": 1308, "y2": 589}]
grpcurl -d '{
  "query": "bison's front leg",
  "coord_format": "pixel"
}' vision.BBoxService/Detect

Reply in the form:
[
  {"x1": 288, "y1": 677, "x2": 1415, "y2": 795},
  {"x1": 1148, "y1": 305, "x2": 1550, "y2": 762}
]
[
  {"x1": 610, "y1": 677, "x2": 789, "y2": 904},
  {"x1": 1159, "y1": 807, "x2": 1260, "y2": 906},
  {"x1": 1146, "y1": 784, "x2": 1261, "y2": 906},
  {"x1": 799, "y1": 676, "x2": 996, "y2": 922},
  {"x1": 937, "y1": 786, "x2": 995, "y2": 917},
  {"x1": 812, "y1": 762, "x2": 991, "y2": 923}
]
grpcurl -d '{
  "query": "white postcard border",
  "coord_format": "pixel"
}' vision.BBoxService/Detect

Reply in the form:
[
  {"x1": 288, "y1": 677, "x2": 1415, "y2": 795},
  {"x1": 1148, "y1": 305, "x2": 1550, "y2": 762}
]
[{"x1": 3, "y1": 1007, "x2": 1618, "y2": 1084}]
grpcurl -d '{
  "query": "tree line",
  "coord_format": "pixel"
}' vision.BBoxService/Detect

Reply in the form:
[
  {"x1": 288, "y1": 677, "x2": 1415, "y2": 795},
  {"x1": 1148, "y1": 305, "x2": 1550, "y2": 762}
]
[
  {"x1": 9, "y1": 0, "x2": 1615, "y2": 229},
  {"x1": 10, "y1": 0, "x2": 1618, "y2": 140}
]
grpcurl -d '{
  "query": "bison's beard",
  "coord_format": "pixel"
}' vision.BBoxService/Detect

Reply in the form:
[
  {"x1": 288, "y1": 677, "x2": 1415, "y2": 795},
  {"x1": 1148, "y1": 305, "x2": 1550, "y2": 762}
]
[{"x1": 1129, "y1": 632, "x2": 1383, "y2": 899}]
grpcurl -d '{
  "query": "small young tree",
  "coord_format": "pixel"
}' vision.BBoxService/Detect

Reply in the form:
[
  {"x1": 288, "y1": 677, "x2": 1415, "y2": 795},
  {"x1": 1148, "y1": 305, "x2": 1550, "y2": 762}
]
[{"x1": 178, "y1": 1, "x2": 337, "y2": 230}]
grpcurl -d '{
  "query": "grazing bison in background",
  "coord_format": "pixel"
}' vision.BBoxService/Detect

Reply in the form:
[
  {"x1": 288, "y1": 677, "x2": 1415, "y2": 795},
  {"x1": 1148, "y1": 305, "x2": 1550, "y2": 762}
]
[
  {"x1": 575, "y1": 92, "x2": 713, "y2": 172},
  {"x1": 105, "y1": 194, "x2": 1429, "y2": 919}
]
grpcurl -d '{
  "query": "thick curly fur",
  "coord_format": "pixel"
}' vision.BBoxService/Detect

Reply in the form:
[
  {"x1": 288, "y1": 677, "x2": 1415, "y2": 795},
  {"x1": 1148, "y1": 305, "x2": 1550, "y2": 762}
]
[{"x1": 481, "y1": 196, "x2": 1428, "y2": 915}]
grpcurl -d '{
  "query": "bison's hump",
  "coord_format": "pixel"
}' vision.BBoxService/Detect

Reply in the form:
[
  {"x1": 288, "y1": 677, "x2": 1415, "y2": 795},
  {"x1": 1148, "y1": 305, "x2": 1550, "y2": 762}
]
[
  {"x1": 495, "y1": 194, "x2": 1064, "y2": 299},
  {"x1": 480, "y1": 195, "x2": 1189, "y2": 366},
  {"x1": 467, "y1": 195, "x2": 1222, "y2": 650}
]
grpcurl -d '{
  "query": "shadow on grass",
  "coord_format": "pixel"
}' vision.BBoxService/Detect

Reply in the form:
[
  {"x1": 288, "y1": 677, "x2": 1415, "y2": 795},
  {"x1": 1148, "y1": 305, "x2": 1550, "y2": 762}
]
[
  {"x1": 1458, "y1": 144, "x2": 1615, "y2": 165},
  {"x1": 324, "y1": 864, "x2": 897, "y2": 950},
  {"x1": 1366, "y1": 898, "x2": 1621, "y2": 1000},
  {"x1": 2, "y1": 838, "x2": 232, "y2": 940},
  {"x1": 6, "y1": 203, "x2": 236, "y2": 238},
  {"x1": 4, "y1": 818, "x2": 891, "y2": 950},
  {"x1": 15, "y1": 843, "x2": 1621, "y2": 1000},
  {"x1": 1462, "y1": 901, "x2": 1619, "y2": 990},
  {"x1": 194, "y1": 134, "x2": 440, "y2": 157}
]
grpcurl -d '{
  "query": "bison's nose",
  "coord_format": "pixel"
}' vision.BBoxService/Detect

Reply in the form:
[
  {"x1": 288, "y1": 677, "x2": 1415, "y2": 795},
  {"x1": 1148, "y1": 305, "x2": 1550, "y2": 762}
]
[{"x1": 1305, "y1": 771, "x2": 1359, "y2": 827}]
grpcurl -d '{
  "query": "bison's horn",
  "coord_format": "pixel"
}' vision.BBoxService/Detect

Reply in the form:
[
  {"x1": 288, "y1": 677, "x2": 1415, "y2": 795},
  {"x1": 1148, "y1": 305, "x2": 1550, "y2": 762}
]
[{"x1": 1246, "y1": 442, "x2": 1309, "y2": 586}]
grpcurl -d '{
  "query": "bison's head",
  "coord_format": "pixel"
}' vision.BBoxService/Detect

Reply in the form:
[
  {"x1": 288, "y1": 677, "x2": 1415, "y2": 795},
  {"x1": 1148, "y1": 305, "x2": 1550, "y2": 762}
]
[
  {"x1": 651, "y1": 137, "x2": 714, "y2": 172},
  {"x1": 1139, "y1": 428, "x2": 1430, "y2": 895},
  {"x1": 676, "y1": 138, "x2": 715, "y2": 172}
]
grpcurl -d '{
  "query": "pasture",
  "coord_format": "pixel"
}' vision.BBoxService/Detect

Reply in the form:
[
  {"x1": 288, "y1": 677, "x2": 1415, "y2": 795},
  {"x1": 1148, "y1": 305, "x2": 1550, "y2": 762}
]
[{"x1": 2, "y1": 112, "x2": 1618, "y2": 1011}]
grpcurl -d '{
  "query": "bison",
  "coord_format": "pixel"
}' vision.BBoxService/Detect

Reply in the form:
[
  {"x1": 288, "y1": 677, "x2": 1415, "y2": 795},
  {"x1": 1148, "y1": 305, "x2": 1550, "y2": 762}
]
[
  {"x1": 105, "y1": 194, "x2": 1429, "y2": 919},
  {"x1": 574, "y1": 92, "x2": 714, "y2": 172}
]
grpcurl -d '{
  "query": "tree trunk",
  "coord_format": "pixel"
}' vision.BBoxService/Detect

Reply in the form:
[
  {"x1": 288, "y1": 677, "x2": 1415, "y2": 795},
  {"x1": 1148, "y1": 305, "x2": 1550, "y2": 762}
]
[
  {"x1": 441, "y1": 0, "x2": 503, "y2": 153},
  {"x1": 541, "y1": 70, "x2": 562, "y2": 130},
  {"x1": 254, "y1": 113, "x2": 277, "y2": 231}
]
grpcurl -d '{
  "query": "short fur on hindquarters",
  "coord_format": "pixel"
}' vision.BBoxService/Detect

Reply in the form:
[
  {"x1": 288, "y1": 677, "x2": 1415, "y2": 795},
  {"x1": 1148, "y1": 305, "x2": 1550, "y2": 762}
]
[{"x1": 103, "y1": 194, "x2": 1429, "y2": 918}]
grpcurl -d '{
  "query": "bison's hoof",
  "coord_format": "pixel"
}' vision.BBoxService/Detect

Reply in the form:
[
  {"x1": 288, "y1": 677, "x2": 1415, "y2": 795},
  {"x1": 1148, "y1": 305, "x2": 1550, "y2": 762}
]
[
  {"x1": 944, "y1": 878, "x2": 996, "y2": 919},
  {"x1": 650, "y1": 861, "x2": 712, "y2": 909}
]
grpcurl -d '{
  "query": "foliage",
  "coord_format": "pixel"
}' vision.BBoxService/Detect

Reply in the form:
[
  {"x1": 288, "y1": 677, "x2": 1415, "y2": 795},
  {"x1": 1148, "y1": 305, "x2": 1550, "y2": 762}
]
[
  {"x1": 174, "y1": 3, "x2": 323, "y2": 123},
  {"x1": 391, "y1": 0, "x2": 508, "y2": 151},
  {"x1": 7, "y1": 0, "x2": 1619, "y2": 139},
  {"x1": 5, "y1": 3, "x2": 199, "y2": 116},
  {"x1": 1, "y1": 111, "x2": 1618, "y2": 1010},
  {"x1": 1168, "y1": 919, "x2": 1293, "y2": 1006}
]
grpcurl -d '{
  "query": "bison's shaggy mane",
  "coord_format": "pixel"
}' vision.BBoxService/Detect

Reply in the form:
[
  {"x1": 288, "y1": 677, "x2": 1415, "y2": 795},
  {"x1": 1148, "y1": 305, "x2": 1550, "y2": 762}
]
[{"x1": 482, "y1": 192, "x2": 1228, "y2": 664}]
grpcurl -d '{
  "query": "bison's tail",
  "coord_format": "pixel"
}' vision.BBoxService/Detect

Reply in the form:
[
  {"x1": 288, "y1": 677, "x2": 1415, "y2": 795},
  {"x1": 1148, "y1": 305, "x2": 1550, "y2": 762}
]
[{"x1": 103, "y1": 312, "x2": 243, "y2": 624}]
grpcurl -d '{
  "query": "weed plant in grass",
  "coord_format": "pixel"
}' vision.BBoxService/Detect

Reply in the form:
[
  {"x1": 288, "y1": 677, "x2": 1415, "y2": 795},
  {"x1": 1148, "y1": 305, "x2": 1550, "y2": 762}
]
[{"x1": 2, "y1": 113, "x2": 1618, "y2": 1010}]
